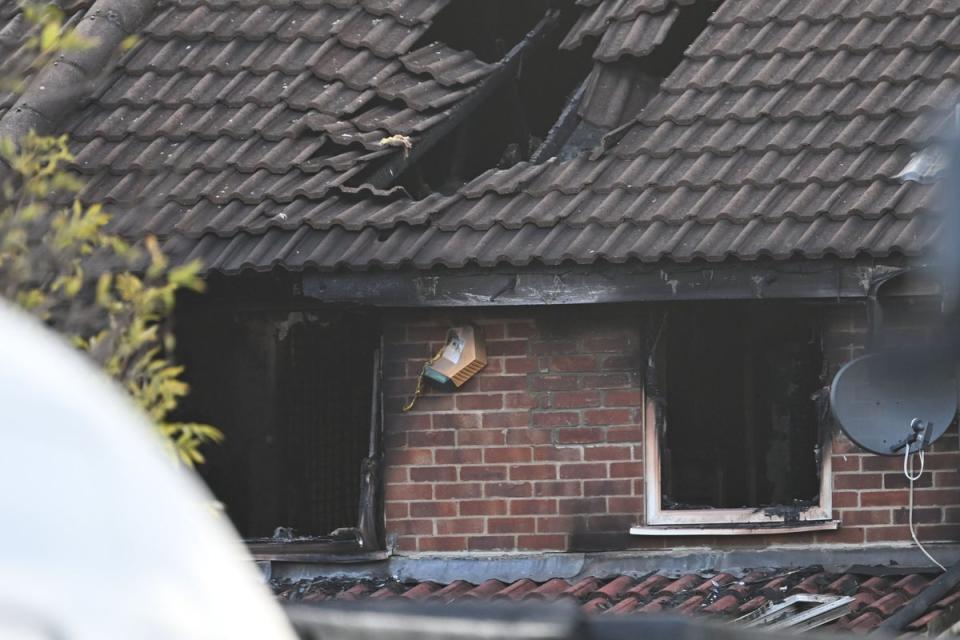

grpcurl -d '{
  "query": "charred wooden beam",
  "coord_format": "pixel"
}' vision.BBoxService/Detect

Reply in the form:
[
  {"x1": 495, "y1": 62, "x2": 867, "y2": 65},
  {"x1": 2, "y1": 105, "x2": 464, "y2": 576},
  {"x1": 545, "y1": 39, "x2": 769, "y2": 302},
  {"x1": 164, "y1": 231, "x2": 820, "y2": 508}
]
[{"x1": 301, "y1": 258, "x2": 928, "y2": 307}]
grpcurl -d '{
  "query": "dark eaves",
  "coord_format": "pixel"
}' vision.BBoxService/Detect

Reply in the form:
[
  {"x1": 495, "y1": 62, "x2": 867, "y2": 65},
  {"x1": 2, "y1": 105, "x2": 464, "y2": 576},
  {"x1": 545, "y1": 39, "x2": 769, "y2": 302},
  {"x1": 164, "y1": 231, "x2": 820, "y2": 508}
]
[{"x1": 0, "y1": 0, "x2": 157, "y2": 143}]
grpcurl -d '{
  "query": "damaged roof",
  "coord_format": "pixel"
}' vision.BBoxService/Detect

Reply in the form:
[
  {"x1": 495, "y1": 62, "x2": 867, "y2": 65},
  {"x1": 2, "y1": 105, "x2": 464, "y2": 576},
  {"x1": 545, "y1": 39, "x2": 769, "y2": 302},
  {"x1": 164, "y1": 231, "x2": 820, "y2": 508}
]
[
  {"x1": 3, "y1": 0, "x2": 958, "y2": 274},
  {"x1": 63, "y1": 0, "x2": 507, "y2": 238},
  {"x1": 159, "y1": 0, "x2": 958, "y2": 274},
  {"x1": 274, "y1": 567, "x2": 960, "y2": 634}
]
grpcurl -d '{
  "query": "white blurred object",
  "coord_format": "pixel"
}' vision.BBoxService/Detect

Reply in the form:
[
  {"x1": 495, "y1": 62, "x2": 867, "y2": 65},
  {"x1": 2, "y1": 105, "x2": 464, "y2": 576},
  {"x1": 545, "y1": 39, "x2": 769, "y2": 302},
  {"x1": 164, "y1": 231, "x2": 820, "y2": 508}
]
[{"x1": 0, "y1": 302, "x2": 297, "y2": 639}]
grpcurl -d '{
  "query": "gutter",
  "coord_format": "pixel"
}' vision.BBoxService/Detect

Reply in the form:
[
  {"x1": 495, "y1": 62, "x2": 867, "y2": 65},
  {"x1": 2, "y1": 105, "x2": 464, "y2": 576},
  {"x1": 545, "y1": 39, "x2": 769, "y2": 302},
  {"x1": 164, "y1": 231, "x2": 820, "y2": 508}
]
[{"x1": 0, "y1": 0, "x2": 157, "y2": 142}]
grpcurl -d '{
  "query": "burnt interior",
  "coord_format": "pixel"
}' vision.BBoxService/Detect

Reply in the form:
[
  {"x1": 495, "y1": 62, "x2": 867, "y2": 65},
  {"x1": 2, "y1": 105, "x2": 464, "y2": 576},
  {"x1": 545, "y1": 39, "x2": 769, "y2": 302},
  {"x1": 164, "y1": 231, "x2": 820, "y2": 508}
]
[
  {"x1": 660, "y1": 302, "x2": 823, "y2": 509},
  {"x1": 174, "y1": 303, "x2": 379, "y2": 540}
]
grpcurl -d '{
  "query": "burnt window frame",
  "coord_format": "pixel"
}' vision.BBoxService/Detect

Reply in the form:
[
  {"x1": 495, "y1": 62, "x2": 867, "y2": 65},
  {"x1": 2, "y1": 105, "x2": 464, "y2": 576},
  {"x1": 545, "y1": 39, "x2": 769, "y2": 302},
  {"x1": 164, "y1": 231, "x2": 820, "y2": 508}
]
[{"x1": 637, "y1": 304, "x2": 836, "y2": 534}]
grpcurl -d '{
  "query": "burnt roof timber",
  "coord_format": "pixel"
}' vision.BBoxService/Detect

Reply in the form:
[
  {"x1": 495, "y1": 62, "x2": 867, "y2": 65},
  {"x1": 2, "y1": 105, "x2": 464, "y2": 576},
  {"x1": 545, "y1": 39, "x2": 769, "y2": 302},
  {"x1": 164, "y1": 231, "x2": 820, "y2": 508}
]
[
  {"x1": 362, "y1": 8, "x2": 563, "y2": 188},
  {"x1": 299, "y1": 257, "x2": 926, "y2": 307},
  {"x1": 0, "y1": 0, "x2": 157, "y2": 142}
]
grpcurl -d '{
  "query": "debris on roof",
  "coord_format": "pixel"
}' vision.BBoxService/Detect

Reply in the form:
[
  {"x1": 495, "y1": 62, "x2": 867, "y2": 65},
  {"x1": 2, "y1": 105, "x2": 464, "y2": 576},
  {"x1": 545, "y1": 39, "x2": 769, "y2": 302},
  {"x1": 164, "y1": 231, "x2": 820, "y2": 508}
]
[
  {"x1": 273, "y1": 567, "x2": 960, "y2": 634},
  {"x1": 159, "y1": 0, "x2": 957, "y2": 274}
]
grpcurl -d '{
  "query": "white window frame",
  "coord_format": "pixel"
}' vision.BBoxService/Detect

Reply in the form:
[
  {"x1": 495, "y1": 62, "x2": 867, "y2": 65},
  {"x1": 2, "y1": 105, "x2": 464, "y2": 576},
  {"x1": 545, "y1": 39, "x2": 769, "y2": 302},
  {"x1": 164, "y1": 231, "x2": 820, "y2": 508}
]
[{"x1": 634, "y1": 329, "x2": 836, "y2": 534}]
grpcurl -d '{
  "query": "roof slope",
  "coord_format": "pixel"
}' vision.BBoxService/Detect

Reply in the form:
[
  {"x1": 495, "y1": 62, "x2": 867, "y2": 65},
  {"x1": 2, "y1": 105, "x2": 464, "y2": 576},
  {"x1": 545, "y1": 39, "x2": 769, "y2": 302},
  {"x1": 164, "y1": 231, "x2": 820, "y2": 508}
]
[
  {"x1": 167, "y1": 0, "x2": 959, "y2": 274},
  {"x1": 62, "y1": 0, "x2": 504, "y2": 238},
  {"x1": 274, "y1": 567, "x2": 960, "y2": 634}
]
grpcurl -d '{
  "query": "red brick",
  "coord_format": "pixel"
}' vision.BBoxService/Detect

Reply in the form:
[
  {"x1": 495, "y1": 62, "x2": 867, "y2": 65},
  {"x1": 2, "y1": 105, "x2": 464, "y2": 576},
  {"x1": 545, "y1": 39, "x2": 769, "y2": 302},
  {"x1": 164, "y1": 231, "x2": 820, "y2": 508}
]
[
  {"x1": 485, "y1": 482, "x2": 533, "y2": 498},
  {"x1": 477, "y1": 376, "x2": 528, "y2": 392},
  {"x1": 410, "y1": 466, "x2": 457, "y2": 482},
  {"x1": 386, "y1": 413, "x2": 430, "y2": 431},
  {"x1": 556, "y1": 427, "x2": 605, "y2": 444},
  {"x1": 841, "y1": 509, "x2": 891, "y2": 526},
  {"x1": 507, "y1": 322, "x2": 537, "y2": 338},
  {"x1": 456, "y1": 394, "x2": 503, "y2": 410},
  {"x1": 585, "y1": 479, "x2": 632, "y2": 495},
  {"x1": 385, "y1": 503, "x2": 408, "y2": 519},
  {"x1": 925, "y1": 453, "x2": 960, "y2": 470},
  {"x1": 388, "y1": 483, "x2": 433, "y2": 501},
  {"x1": 609, "y1": 462, "x2": 644, "y2": 477},
  {"x1": 489, "y1": 517, "x2": 536, "y2": 533},
  {"x1": 817, "y1": 526, "x2": 865, "y2": 545},
  {"x1": 510, "y1": 499, "x2": 557, "y2": 515},
  {"x1": 581, "y1": 373, "x2": 630, "y2": 388},
  {"x1": 476, "y1": 322, "x2": 506, "y2": 339},
  {"x1": 435, "y1": 483, "x2": 483, "y2": 499},
  {"x1": 504, "y1": 357, "x2": 538, "y2": 373},
  {"x1": 517, "y1": 535, "x2": 567, "y2": 551},
  {"x1": 584, "y1": 446, "x2": 632, "y2": 461},
  {"x1": 915, "y1": 489, "x2": 960, "y2": 507},
  {"x1": 559, "y1": 497, "x2": 606, "y2": 514},
  {"x1": 507, "y1": 428, "x2": 552, "y2": 445},
  {"x1": 536, "y1": 515, "x2": 582, "y2": 533},
  {"x1": 860, "y1": 456, "x2": 899, "y2": 471},
  {"x1": 433, "y1": 413, "x2": 481, "y2": 430},
  {"x1": 436, "y1": 448, "x2": 482, "y2": 464},
  {"x1": 832, "y1": 455, "x2": 862, "y2": 472},
  {"x1": 834, "y1": 473, "x2": 883, "y2": 490},
  {"x1": 505, "y1": 392, "x2": 539, "y2": 409},
  {"x1": 832, "y1": 491, "x2": 859, "y2": 508},
  {"x1": 534, "y1": 480, "x2": 583, "y2": 497},
  {"x1": 485, "y1": 412, "x2": 530, "y2": 429},
  {"x1": 458, "y1": 430, "x2": 505, "y2": 446},
  {"x1": 584, "y1": 408, "x2": 633, "y2": 426},
  {"x1": 936, "y1": 471, "x2": 960, "y2": 487},
  {"x1": 460, "y1": 499, "x2": 508, "y2": 516},
  {"x1": 608, "y1": 496, "x2": 645, "y2": 513},
  {"x1": 534, "y1": 446, "x2": 583, "y2": 462},
  {"x1": 865, "y1": 526, "x2": 911, "y2": 542},
  {"x1": 487, "y1": 340, "x2": 528, "y2": 357},
  {"x1": 510, "y1": 464, "x2": 557, "y2": 480},
  {"x1": 532, "y1": 411, "x2": 580, "y2": 428},
  {"x1": 484, "y1": 447, "x2": 532, "y2": 464},
  {"x1": 410, "y1": 501, "x2": 458, "y2": 518},
  {"x1": 552, "y1": 391, "x2": 601, "y2": 409},
  {"x1": 600, "y1": 355, "x2": 636, "y2": 370},
  {"x1": 399, "y1": 395, "x2": 455, "y2": 413},
  {"x1": 560, "y1": 463, "x2": 607, "y2": 479},
  {"x1": 385, "y1": 467, "x2": 408, "y2": 484},
  {"x1": 407, "y1": 431, "x2": 456, "y2": 448},
  {"x1": 531, "y1": 375, "x2": 579, "y2": 391},
  {"x1": 389, "y1": 448, "x2": 433, "y2": 466},
  {"x1": 391, "y1": 519, "x2": 433, "y2": 535},
  {"x1": 395, "y1": 536, "x2": 417, "y2": 552},
  {"x1": 918, "y1": 524, "x2": 960, "y2": 541},
  {"x1": 607, "y1": 426, "x2": 644, "y2": 443},
  {"x1": 460, "y1": 465, "x2": 507, "y2": 481},
  {"x1": 604, "y1": 390, "x2": 644, "y2": 406},
  {"x1": 884, "y1": 472, "x2": 933, "y2": 489},
  {"x1": 861, "y1": 490, "x2": 908, "y2": 507},
  {"x1": 418, "y1": 536, "x2": 468, "y2": 552},
  {"x1": 551, "y1": 355, "x2": 597, "y2": 372},
  {"x1": 467, "y1": 535, "x2": 516, "y2": 551},
  {"x1": 436, "y1": 518, "x2": 485, "y2": 535},
  {"x1": 893, "y1": 507, "x2": 942, "y2": 525},
  {"x1": 530, "y1": 340, "x2": 577, "y2": 355}
]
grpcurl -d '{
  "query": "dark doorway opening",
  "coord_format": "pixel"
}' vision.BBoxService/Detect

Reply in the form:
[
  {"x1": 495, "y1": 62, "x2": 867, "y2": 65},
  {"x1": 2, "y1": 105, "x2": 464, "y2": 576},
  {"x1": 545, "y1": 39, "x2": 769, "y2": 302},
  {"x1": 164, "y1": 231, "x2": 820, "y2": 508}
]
[
  {"x1": 661, "y1": 303, "x2": 823, "y2": 509},
  {"x1": 175, "y1": 307, "x2": 379, "y2": 541}
]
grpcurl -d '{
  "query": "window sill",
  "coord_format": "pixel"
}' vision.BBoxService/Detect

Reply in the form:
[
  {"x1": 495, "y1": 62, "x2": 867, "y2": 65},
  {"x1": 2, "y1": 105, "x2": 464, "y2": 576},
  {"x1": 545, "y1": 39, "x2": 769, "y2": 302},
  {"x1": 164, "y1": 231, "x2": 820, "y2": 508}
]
[{"x1": 630, "y1": 521, "x2": 839, "y2": 536}]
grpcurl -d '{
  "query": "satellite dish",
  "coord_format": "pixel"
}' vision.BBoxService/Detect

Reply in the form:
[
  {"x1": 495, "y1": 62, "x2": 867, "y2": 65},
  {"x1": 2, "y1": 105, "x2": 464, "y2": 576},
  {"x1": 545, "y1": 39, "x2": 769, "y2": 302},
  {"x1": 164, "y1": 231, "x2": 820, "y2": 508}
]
[{"x1": 830, "y1": 349, "x2": 958, "y2": 456}]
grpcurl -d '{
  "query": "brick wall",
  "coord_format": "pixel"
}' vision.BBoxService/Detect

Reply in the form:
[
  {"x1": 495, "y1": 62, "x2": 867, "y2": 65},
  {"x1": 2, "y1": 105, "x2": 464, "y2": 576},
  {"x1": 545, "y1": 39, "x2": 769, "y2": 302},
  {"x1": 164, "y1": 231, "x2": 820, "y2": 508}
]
[{"x1": 381, "y1": 300, "x2": 960, "y2": 553}]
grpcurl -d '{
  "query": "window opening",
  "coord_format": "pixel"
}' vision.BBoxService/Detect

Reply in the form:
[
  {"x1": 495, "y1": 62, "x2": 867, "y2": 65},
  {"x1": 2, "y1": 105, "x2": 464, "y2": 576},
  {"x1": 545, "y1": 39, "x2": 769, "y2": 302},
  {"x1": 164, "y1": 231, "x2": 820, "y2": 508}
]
[
  {"x1": 658, "y1": 302, "x2": 823, "y2": 512},
  {"x1": 174, "y1": 305, "x2": 381, "y2": 546}
]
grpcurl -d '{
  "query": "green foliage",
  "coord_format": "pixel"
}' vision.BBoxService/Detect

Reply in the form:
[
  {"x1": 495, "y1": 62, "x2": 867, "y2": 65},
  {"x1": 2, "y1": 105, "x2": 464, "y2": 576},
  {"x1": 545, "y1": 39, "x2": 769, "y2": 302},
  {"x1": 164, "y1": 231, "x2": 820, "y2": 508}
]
[{"x1": 0, "y1": 3, "x2": 221, "y2": 467}]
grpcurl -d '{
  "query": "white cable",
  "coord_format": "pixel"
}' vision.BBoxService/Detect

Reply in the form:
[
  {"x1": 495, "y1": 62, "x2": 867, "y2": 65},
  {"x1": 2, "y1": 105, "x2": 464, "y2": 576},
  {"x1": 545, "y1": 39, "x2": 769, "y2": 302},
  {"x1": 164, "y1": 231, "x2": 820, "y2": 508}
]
[{"x1": 904, "y1": 447, "x2": 947, "y2": 572}]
